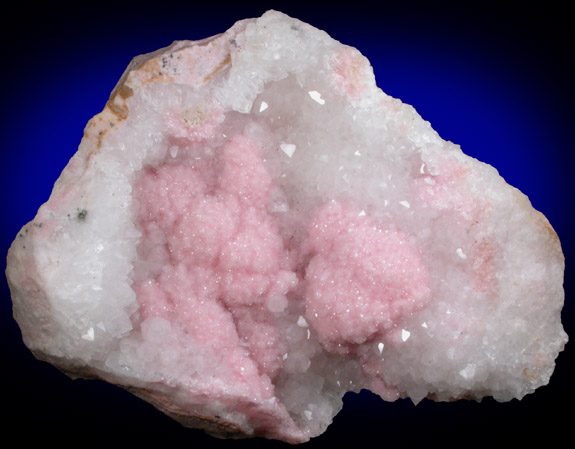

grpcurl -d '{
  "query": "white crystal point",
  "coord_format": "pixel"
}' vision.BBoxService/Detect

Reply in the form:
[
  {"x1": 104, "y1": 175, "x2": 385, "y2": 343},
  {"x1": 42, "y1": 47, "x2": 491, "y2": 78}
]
[{"x1": 5, "y1": 9, "x2": 567, "y2": 444}]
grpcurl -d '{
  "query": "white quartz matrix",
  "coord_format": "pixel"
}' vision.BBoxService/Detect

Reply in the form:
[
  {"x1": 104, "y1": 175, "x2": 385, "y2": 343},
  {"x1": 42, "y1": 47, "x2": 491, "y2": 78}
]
[{"x1": 6, "y1": 10, "x2": 567, "y2": 443}]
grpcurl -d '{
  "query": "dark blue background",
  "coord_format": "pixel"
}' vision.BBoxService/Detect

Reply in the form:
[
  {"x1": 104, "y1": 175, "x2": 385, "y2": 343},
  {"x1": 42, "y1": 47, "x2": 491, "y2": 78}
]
[{"x1": 2, "y1": 2, "x2": 572, "y2": 446}]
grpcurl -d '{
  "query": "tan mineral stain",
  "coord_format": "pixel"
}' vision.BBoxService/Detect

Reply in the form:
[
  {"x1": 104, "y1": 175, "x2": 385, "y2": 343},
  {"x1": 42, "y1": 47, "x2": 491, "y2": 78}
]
[
  {"x1": 203, "y1": 53, "x2": 231, "y2": 83},
  {"x1": 118, "y1": 84, "x2": 134, "y2": 100}
]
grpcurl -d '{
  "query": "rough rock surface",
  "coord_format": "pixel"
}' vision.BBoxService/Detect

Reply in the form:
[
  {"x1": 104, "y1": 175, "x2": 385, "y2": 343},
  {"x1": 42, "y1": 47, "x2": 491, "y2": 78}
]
[{"x1": 6, "y1": 10, "x2": 567, "y2": 443}]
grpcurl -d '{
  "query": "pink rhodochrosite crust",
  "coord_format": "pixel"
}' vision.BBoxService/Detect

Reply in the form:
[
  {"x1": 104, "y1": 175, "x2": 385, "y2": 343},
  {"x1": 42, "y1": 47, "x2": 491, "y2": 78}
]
[
  {"x1": 303, "y1": 200, "x2": 430, "y2": 352},
  {"x1": 134, "y1": 134, "x2": 297, "y2": 380},
  {"x1": 6, "y1": 10, "x2": 567, "y2": 444}
]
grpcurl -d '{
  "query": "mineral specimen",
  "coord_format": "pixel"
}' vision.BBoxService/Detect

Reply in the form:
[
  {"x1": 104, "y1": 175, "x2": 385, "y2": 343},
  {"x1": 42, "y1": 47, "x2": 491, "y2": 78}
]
[{"x1": 6, "y1": 10, "x2": 567, "y2": 443}]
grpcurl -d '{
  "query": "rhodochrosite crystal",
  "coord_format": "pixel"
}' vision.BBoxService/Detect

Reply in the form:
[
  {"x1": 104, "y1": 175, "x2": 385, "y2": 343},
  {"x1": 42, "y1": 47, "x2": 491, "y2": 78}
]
[{"x1": 6, "y1": 10, "x2": 567, "y2": 443}]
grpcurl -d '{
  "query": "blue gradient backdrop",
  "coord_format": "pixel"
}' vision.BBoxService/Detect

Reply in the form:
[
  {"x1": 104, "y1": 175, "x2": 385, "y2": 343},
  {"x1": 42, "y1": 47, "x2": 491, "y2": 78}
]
[{"x1": 2, "y1": 2, "x2": 572, "y2": 446}]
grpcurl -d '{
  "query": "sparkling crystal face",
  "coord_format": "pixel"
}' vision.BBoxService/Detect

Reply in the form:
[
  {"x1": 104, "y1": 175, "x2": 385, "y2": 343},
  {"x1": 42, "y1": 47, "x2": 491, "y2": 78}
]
[{"x1": 4, "y1": 9, "x2": 569, "y2": 445}]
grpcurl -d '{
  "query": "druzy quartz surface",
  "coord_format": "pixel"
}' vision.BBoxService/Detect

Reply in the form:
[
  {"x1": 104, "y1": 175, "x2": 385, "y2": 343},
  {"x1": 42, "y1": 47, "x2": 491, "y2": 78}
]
[{"x1": 5, "y1": 10, "x2": 567, "y2": 443}]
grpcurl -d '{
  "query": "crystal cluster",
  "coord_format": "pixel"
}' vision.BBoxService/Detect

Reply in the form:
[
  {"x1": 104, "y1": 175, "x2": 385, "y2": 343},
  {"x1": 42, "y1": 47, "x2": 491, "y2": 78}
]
[{"x1": 6, "y1": 10, "x2": 567, "y2": 443}]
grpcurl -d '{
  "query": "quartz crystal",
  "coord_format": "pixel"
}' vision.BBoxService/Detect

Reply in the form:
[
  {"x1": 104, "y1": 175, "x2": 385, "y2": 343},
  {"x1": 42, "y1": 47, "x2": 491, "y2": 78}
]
[{"x1": 6, "y1": 10, "x2": 567, "y2": 443}]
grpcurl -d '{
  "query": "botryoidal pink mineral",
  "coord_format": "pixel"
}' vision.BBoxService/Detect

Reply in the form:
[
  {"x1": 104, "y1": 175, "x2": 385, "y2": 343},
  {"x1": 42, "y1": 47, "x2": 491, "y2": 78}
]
[{"x1": 6, "y1": 10, "x2": 567, "y2": 443}]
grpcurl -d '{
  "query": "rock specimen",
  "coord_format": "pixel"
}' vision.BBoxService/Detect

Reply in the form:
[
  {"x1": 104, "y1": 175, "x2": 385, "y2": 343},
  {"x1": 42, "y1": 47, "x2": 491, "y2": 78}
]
[{"x1": 6, "y1": 10, "x2": 567, "y2": 443}]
